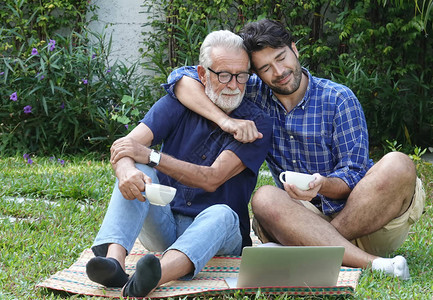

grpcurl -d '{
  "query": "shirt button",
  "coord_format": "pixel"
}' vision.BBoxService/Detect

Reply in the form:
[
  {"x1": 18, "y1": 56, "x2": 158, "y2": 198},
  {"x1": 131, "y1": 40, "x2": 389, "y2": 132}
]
[
  {"x1": 187, "y1": 202, "x2": 192, "y2": 206},
  {"x1": 201, "y1": 155, "x2": 207, "y2": 160},
  {"x1": 292, "y1": 160, "x2": 297, "y2": 164},
  {"x1": 290, "y1": 135, "x2": 294, "y2": 139}
]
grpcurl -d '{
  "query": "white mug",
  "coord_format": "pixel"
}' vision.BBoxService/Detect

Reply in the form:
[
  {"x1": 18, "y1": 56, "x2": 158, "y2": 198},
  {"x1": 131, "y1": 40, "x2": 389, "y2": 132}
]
[
  {"x1": 145, "y1": 183, "x2": 176, "y2": 206},
  {"x1": 279, "y1": 171, "x2": 315, "y2": 191}
]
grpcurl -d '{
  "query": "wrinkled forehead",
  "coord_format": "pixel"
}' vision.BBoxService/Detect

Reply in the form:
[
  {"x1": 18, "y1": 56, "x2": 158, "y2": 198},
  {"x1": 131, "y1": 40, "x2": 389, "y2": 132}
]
[{"x1": 210, "y1": 47, "x2": 250, "y2": 71}]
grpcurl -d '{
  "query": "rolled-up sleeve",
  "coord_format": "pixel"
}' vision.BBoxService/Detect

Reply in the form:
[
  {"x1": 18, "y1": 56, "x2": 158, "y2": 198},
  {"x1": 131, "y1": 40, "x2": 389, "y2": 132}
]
[{"x1": 328, "y1": 90, "x2": 373, "y2": 190}]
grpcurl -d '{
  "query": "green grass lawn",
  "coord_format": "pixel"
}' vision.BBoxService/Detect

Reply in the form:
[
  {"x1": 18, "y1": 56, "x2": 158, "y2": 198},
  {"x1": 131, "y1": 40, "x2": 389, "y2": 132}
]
[{"x1": 0, "y1": 154, "x2": 432, "y2": 299}]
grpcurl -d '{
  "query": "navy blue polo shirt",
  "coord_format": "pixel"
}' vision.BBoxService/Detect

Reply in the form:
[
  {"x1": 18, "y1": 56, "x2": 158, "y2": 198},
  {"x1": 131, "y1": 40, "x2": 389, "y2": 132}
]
[{"x1": 141, "y1": 94, "x2": 272, "y2": 248}]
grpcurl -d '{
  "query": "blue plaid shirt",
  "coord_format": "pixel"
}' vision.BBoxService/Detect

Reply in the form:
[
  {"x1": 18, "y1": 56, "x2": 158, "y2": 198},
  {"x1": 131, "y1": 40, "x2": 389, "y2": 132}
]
[{"x1": 164, "y1": 66, "x2": 374, "y2": 215}]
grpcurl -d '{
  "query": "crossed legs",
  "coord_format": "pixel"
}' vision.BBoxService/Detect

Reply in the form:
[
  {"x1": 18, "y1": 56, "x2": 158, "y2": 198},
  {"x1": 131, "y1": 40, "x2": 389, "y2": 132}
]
[{"x1": 252, "y1": 152, "x2": 418, "y2": 277}]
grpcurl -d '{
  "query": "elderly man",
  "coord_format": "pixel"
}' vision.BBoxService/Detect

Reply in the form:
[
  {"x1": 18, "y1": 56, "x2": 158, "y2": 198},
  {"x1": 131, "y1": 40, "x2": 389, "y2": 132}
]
[
  {"x1": 166, "y1": 19, "x2": 425, "y2": 280},
  {"x1": 85, "y1": 30, "x2": 271, "y2": 297}
]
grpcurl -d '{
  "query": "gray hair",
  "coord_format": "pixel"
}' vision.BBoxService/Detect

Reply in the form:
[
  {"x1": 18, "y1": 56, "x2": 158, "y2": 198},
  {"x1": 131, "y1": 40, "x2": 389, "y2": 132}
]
[{"x1": 199, "y1": 30, "x2": 249, "y2": 69}]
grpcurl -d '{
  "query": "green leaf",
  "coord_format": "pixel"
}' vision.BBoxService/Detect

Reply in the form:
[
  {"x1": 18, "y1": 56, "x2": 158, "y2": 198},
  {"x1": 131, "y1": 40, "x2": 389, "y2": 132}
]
[
  {"x1": 121, "y1": 95, "x2": 134, "y2": 104},
  {"x1": 41, "y1": 96, "x2": 49, "y2": 116},
  {"x1": 116, "y1": 115, "x2": 130, "y2": 125},
  {"x1": 49, "y1": 79, "x2": 55, "y2": 95}
]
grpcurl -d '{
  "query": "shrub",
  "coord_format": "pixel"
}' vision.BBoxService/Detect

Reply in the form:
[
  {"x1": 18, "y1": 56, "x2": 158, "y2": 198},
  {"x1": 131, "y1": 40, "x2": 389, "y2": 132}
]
[
  {"x1": 1, "y1": 29, "x2": 153, "y2": 155},
  {"x1": 325, "y1": 1, "x2": 433, "y2": 147},
  {"x1": 2, "y1": 0, "x2": 432, "y2": 154},
  {"x1": 0, "y1": 0, "x2": 91, "y2": 53},
  {"x1": 140, "y1": 0, "x2": 433, "y2": 150},
  {"x1": 1, "y1": 1, "x2": 154, "y2": 155}
]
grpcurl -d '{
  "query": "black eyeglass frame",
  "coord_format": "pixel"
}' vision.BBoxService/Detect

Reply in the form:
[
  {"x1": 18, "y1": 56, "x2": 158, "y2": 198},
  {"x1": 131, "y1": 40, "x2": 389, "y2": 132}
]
[{"x1": 207, "y1": 67, "x2": 250, "y2": 84}]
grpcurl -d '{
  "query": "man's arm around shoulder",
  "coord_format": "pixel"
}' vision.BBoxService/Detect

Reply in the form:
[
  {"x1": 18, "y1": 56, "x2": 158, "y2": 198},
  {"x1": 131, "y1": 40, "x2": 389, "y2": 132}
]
[{"x1": 168, "y1": 67, "x2": 263, "y2": 143}]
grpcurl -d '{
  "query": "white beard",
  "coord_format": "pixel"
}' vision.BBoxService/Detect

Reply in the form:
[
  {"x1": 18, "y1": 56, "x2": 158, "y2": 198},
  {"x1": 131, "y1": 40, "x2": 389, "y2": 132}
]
[{"x1": 205, "y1": 79, "x2": 244, "y2": 113}]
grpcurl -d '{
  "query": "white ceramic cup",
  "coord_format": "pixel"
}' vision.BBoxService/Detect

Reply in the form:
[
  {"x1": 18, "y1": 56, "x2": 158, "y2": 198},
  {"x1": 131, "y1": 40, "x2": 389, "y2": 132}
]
[
  {"x1": 145, "y1": 183, "x2": 177, "y2": 206},
  {"x1": 279, "y1": 171, "x2": 315, "y2": 190}
]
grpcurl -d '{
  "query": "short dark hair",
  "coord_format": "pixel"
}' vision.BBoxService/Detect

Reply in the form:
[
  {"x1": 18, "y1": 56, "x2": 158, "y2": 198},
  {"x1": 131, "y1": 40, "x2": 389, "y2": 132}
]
[{"x1": 239, "y1": 19, "x2": 294, "y2": 54}]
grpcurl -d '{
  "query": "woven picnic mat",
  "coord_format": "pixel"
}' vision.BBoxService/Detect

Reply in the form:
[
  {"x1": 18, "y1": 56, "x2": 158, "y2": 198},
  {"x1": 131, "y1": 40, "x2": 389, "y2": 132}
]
[{"x1": 37, "y1": 239, "x2": 362, "y2": 298}]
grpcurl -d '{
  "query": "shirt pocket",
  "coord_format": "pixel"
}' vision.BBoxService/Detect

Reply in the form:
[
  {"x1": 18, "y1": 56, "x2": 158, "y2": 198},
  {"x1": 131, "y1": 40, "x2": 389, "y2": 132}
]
[{"x1": 188, "y1": 132, "x2": 225, "y2": 166}]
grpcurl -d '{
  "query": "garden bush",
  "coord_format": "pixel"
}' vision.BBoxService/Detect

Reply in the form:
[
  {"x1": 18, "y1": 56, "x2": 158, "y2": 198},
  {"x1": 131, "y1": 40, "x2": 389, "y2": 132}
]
[
  {"x1": 325, "y1": 1, "x2": 433, "y2": 149},
  {"x1": 141, "y1": 0, "x2": 433, "y2": 150},
  {"x1": 1, "y1": 0, "x2": 432, "y2": 155},
  {"x1": 1, "y1": 0, "x2": 154, "y2": 155}
]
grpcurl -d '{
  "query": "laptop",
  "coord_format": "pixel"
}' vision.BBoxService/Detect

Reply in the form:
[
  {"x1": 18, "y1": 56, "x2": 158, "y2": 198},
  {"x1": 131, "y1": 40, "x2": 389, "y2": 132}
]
[{"x1": 225, "y1": 246, "x2": 345, "y2": 288}]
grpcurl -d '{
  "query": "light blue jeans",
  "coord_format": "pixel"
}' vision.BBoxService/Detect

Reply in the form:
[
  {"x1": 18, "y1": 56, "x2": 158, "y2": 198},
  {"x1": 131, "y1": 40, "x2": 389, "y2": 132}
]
[{"x1": 92, "y1": 163, "x2": 242, "y2": 278}]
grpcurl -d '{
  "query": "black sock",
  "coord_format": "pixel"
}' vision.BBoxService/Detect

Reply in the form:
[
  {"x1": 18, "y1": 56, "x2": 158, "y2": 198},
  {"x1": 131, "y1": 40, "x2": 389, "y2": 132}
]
[
  {"x1": 123, "y1": 254, "x2": 161, "y2": 297},
  {"x1": 86, "y1": 257, "x2": 129, "y2": 287}
]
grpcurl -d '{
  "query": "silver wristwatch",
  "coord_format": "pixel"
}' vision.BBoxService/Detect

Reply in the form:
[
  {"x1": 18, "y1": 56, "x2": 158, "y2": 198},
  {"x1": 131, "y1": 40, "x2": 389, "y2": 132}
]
[{"x1": 147, "y1": 149, "x2": 161, "y2": 168}]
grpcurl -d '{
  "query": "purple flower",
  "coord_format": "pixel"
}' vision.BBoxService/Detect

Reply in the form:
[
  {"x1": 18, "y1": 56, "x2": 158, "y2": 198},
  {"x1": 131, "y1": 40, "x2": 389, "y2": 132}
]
[
  {"x1": 92, "y1": 54, "x2": 96, "y2": 59},
  {"x1": 48, "y1": 39, "x2": 56, "y2": 51},
  {"x1": 82, "y1": 79, "x2": 88, "y2": 84},
  {"x1": 23, "y1": 105, "x2": 32, "y2": 114},
  {"x1": 58, "y1": 158, "x2": 65, "y2": 165},
  {"x1": 23, "y1": 153, "x2": 33, "y2": 164},
  {"x1": 0, "y1": 72, "x2": 4, "y2": 76},
  {"x1": 125, "y1": 124, "x2": 129, "y2": 129},
  {"x1": 10, "y1": 92, "x2": 17, "y2": 101},
  {"x1": 36, "y1": 73, "x2": 45, "y2": 80},
  {"x1": 106, "y1": 69, "x2": 111, "y2": 73},
  {"x1": 31, "y1": 48, "x2": 38, "y2": 55},
  {"x1": 60, "y1": 102, "x2": 65, "y2": 109}
]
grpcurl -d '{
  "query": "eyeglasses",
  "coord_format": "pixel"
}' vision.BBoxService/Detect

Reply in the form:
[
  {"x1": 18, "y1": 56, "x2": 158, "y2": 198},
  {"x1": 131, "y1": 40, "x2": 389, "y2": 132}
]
[{"x1": 207, "y1": 67, "x2": 250, "y2": 84}]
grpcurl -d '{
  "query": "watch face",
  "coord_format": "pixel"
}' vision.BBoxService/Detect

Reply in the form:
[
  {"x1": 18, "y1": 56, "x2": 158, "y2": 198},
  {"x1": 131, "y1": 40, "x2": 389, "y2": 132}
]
[{"x1": 148, "y1": 150, "x2": 161, "y2": 167}]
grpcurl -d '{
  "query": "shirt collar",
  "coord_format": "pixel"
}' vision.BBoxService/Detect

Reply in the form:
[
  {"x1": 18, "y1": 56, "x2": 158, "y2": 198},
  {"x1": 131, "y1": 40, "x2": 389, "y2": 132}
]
[{"x1": 299, "y1": 67, "x2": 312, "y2": 109}]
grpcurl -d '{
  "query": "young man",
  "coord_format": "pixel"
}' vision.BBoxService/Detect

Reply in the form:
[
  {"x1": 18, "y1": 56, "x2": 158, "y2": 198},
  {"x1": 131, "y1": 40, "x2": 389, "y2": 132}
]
[
  {"x1": 85, "y1": 30, "x2": 271, "y2": 297},
  {"x1": 165, "y1": 19, "x2": 425, "y2": 280}
]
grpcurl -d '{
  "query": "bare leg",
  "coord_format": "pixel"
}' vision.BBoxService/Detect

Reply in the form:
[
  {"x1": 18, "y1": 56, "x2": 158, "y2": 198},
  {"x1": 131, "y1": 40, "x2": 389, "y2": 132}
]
[
  {"x1": 331, "y1": 152, "x2": 416, "y2": 240},
  {"x1": 251, "y1": 185, "x2": 377, "y2": 268},
  {"x1": 106, "y1": 243, "x2": 127, "y2": 269},
  {"x1": 159, "y1": 249, "x2": 194, "y2": 284}
]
